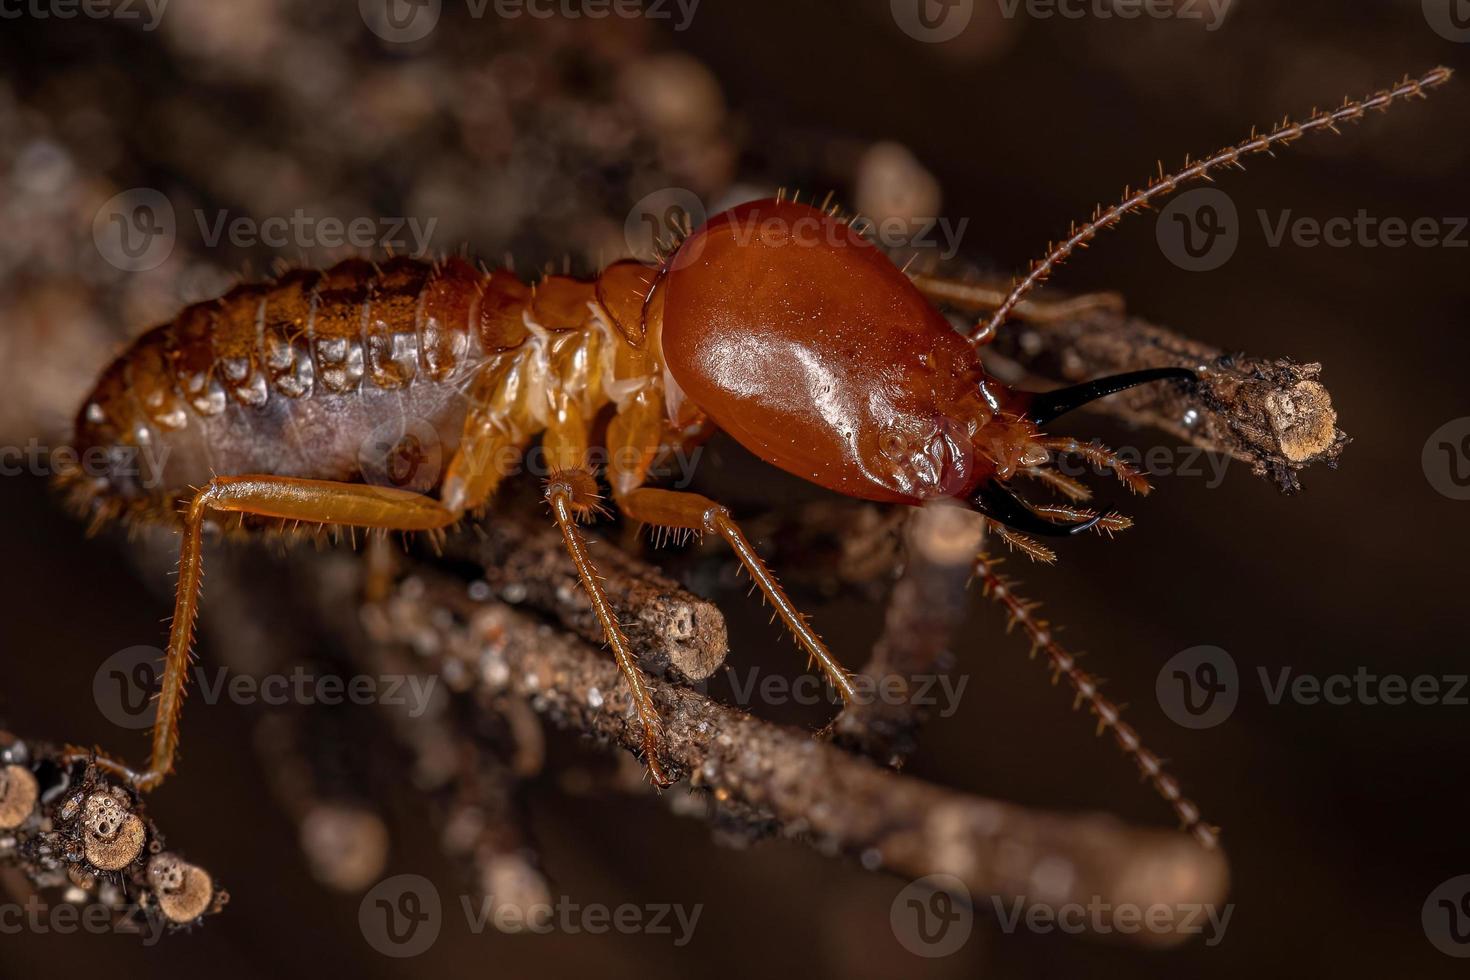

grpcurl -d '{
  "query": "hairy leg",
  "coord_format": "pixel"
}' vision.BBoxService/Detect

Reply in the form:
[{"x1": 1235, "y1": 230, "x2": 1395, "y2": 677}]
[
  {"x1": 94, "y1": 477, "x2": 459, "y2": 791},
  {"x1": 618, "y1": 487, "x2": 857, "y2": 702}
]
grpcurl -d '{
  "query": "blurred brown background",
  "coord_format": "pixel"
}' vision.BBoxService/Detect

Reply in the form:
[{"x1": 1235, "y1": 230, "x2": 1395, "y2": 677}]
[{"x1": 2, "y1": 0, "x2": 1468, "y2": 977}]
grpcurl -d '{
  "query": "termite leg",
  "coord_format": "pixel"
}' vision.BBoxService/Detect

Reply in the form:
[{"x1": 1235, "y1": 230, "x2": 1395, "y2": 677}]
[
  {"x1": 1034, "y1": 436, "x2": 1153, "y2": 495},
  {"x1": 618, "y1": 487, "x2": 858, "y2": 703},
  {"x1": 909, "y1": 273, "x2": 1124, "y2": 342},
  {"x1": 127, "y1": 477, "x2": 460, "y2": 792},
  {"x1": 544, "y1": 469, "x2": 672, "y2": 787},
  {"x1": 971, "y1": 552, "x2": 1219, "y2": 850}
]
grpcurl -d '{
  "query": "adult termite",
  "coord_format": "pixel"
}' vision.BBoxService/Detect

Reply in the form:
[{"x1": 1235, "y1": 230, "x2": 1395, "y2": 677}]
[{"x1": 56, "y1": 67, "x2": 1450, "y2": 851}]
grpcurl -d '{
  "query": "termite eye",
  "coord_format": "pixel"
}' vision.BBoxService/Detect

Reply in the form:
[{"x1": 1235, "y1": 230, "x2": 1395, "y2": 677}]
[{"x1": 1024, "y1": 368, "x2": 1196, "y2": 426}]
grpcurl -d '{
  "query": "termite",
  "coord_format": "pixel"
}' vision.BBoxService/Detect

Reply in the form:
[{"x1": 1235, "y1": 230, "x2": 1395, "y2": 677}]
[{"x1": 56, "y1": 68, "x2": 1449, "y2": 851}]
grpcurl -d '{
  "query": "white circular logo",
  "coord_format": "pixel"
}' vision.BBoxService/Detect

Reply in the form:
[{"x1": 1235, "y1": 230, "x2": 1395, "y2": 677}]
[
  {"x1": 890, "y1": 873, "x2": 973, "y2": 957},
  {"x1": 93, "y1": 646, "x2": 163, "y2": 731},
  {"x1": 1424, "y1": 875, "x2": 1470, "y2": 957},
  {"x1": 1156, "y1": 645, "x2": 1238, "y2": 729},
  {"x1": 891, "y1": 0, "x2": 974, "y2": 44},
  {"x1": 1157, "y1": 187, "x2": 1239, "y2": 272},
  {"x1": 1424, "y1": 0, "x2": 1470, "y2": 42},
  {"x1": 359, "y1": 416, "x2": 443, "y2": 497},
  {"x1": 360, "y1": 874, "x2": 442, "y2": 957},
  {"x1": 624, "y1": 187, "x2": 706, "y2": 269},
  {"x1": 93, "y1": 188, "x2": 175, "y2": 272},
  {"x1": 1423, "y1": 418, "x2": 1470, "y2": 501},
  {"x1": 360, "y1": 0, "x2": 441, "y2": 44}
]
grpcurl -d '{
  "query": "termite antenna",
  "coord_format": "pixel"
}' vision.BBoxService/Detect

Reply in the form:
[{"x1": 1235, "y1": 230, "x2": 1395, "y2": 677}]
[
  {"x1": 971, "y1": 553, "x2": 1220, "y2": 849},
  {"x1": 973, "y1": 66, "x2": 1453, "y2": 346}
]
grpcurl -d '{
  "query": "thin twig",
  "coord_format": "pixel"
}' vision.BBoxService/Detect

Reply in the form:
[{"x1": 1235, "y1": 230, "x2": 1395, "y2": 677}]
[
  {"x1": 348, "y1": 562, "x2": 1229, "y2": 946},
  {"x1": 980, "y1": 303, "x2": 1348, "y2": 491}
]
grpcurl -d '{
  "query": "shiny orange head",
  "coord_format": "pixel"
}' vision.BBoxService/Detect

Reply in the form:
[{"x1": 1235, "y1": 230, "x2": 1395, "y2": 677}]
[{"x1": 653, "y1": 198, "x2": 1190, "y2": 536}]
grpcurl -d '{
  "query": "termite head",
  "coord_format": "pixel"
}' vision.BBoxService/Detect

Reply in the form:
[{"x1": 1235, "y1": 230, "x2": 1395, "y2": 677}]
[{"x1": 652, "y1": 197, "x2": 1195, "y2": 538}]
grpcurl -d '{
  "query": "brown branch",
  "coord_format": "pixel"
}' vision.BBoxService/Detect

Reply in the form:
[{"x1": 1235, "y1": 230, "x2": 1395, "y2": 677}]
[
  {"x1": 833, "y1": 505, "x2": 983, "y2": 764},
  {"x1": 982, "y1": 304, "x2": 1347, "y2": 491},
  {"x1": 453, "y1": 518, "x2": 729, "y2": 682},
  {"x1": 350, "y1": 562, "x2": 1230, "y2": 947},
  {"x1": 0, "y1": 734, "x2": 227, "y2": 939}
]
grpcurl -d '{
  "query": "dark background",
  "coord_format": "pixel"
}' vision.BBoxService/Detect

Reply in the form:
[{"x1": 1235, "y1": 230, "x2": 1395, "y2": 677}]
[{"x1": 2, "y1": 1, "x2": 1467, "y2": 977}]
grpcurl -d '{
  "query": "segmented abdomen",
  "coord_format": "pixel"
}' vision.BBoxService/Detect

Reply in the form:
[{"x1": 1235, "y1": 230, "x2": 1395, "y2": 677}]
[{"x1": 66, "y1": 255, "x2": 618, "y2": 524}]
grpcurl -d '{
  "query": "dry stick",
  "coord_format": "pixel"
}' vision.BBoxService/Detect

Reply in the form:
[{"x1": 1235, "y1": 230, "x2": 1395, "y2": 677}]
[
  {"x1": 833, "y1": 505, "x2": 982, "y2": 764},
  {"x1": 455, "y1": 518, "x2": 729, "y2": 682},
  {"x1": 982, "y1": 305, "x2": 1346, "y2": 491},
  {"x1": 356, "y1": 569, "x2": 1230, "y2": 947}
]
